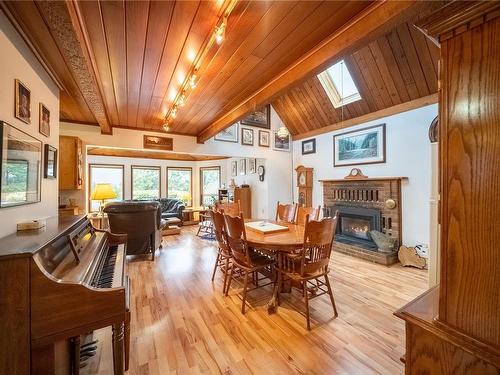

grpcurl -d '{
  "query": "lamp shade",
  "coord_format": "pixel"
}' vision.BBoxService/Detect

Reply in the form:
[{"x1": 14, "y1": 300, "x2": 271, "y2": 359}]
[{"x1": 91, "y1": 183, "x2": 117, "y2": 201}]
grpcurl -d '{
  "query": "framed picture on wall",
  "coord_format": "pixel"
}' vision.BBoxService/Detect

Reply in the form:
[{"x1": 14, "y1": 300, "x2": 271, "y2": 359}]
[
  {"x1": 0, "y1": 121, "x2": 42, "y2": 208},
  {"x1": 238, "y1": 158, "x2": 246, "y2": 175},
  {"x1": 333, "y1": 124, "x2": 386, "y2": 167},
  {"x1": 302, "y1": 138, "x2": 316, "y2": 155},
  {"x1": 240, "y1": 105, "x2": 270, "y2": 129},
  {"x1": 241, "y1": 128, "x2": 254, "y2": 146},
  {"x1": 39, "y1": 103, "x2": 50, "y2": 137},
  {"x1": 231, "y1": 160, "x2": 237, "y2": 177},
  {"x1": 258, "y1": 130, "x2": 270, "y2": 147},
  {"x1": 248, "y1": 158, "x2": 256, "y2": 174},
  {"x1": 44, "y1": 144, "x2": 57, "y2": 179},
  {"x1": 214, "y1": 123, "x2": 239, "y2": 143},
  {"x1": 273, "y1": 131, "x2": 291, "y2": 152},
  {"x1": 15, "y1": 79, "x2": 31, "y2": 124}
]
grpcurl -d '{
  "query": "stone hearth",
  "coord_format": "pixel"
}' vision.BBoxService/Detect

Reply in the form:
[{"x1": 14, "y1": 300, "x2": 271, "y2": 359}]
[{"x1": 321, "y1": 175, "x2": 407, "y2": 265}]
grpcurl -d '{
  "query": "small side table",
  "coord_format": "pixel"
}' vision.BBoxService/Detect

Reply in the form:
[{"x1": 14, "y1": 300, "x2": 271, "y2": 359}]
[{"x1": 89, "y1": 213, "x2": 109, "y2": 230}]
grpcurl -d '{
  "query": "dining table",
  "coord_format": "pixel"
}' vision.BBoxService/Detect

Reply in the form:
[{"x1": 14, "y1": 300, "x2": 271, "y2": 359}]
[{"x1": 244, "y1": 219, "x2": 305, "y2": 313}]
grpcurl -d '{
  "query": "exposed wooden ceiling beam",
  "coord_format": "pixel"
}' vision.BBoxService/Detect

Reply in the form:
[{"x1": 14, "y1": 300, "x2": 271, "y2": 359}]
[
  {"x1": 292, "y1": 93, "x2": 438, "y2": 141},
  {"x1": 34, "y1": 1, "x2": 112, "y2": 134},
  {"x1": 87, "y1": 147, "x2": 229, "y2": 162},
  {"x1": 197, "y1": 0, "x2": 441, "y2": 143}
]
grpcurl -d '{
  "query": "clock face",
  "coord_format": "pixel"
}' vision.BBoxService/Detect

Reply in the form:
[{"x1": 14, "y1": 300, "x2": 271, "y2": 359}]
[
  {"x1": 299, "y1": 172, "x2": 306, "y2": 186},
  {"x1": 258, "y1": 166, "x2": 264, "y2": 176}
]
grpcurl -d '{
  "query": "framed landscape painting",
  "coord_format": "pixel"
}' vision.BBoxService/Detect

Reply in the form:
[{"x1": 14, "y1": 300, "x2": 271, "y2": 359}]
[
  {"x1": 333, "y1": 124, "x2": 386, "y2": 167},
  {"x1": 273, "y1": 131, "x2": 291, "y2": 152},
  {"x1": 240, "y1": 105, "x2": 270, "y2": 129},
  {"x1": 214, "y1": 123, "x2": 239, "y2": 143}
]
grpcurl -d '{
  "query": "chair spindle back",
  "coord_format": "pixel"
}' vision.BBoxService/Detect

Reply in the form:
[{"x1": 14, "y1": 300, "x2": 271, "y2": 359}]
[
  {"x1": 276, "y1": 202, "x2": 298, "y2": 223},
  {"x1": 209, "y1": 209, "x2": 231, "y2": 258},
  {"x1": 223, "y1": 214, "x2": 252, "y2": 267}
]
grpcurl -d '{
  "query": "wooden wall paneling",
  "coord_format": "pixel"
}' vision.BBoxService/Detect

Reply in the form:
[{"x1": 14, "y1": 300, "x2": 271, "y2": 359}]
[
  {"x1": 135, "y1": 1, "x2": 175, "y2": 128},
  {"x1": 367, "y1": 40, "x2": 402, "y2": 106},
  {"x1": 76, "y1": 0, "x2": 119, "y2": 126},
  {"x1": 385, "y1": 27, "x2": 420, "y2": 100},
  {"x1": 181, "y1": 1, "x2": 301, "y2": 132},
  {"x1": 192, "y1": 1, "x2": 369, "y2": 135},
  {"x1": 375, "y1": 36, "x2": 412, "y2": 103},
  {"x1": 171, "y1": 0, "x2": 271, "y2": 131},
  {"x1": 125, "y1": 0, "x2": 149, "y2": 128},
  {"x1": 145, "y1": 0, "x2": 208, "y2": 129},
  {"x1": 395, "y1": 23, "x2": 430, "y2": 97},
  {"x1": 99, "y1": 1, "x2": 128, "y2": 126},
  {"x1": 408, "y1": 24, "x2": 438, "y2": 93}
]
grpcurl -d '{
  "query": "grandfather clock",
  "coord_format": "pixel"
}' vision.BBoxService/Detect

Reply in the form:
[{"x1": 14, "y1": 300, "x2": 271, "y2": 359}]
[{"x1": 295, "y1": 165, "x2": 313, "y2": 207}]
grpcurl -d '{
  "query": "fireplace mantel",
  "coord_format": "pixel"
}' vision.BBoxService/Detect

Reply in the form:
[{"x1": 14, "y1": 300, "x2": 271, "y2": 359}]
[{"x1": 319, "y1": 176, "x2": 408, "y2": 183}]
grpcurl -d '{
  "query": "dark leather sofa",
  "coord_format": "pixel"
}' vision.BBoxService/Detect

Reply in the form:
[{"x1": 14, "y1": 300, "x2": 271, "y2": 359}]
[
  {"x1": 157, "y1": 198, "x2": 185, "y2": 222},
  {"x1": 104, "y1": 201, "x2": 166, "y2": 260}
]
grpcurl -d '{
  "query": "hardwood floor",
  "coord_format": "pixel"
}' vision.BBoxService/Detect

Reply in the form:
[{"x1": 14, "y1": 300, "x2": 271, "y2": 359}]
[{"x1": 88, "y1": 227, "x2": 427, "y2": 375}]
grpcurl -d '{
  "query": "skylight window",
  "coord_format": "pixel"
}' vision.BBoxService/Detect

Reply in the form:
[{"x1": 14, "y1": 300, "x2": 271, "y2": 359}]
[{"x1": 318, "y1": 60, "x2": 361, "y2": 108}]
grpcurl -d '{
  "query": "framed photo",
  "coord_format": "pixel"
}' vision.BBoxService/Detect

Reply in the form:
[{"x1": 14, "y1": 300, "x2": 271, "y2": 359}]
[
  {"x1": 238, "y1": 158, "x2": 246, "y2": 175},
  {"x1": 248, "y1": 158, "x2": 256, "y2": 174},
  {"x1": 39, "y1": 103, "x2": 50, "y2": 137},
  {"x1": 143, "y1": 135, "x2": 173, "y2": 150},
  {"x1": 240, "y1": 105, "x2": 270, "y2": 129},
  {"x1": 258, "y1": 130, "x2": 270, "y2": 147},
  {"x1": 0, "y1": 121, "x2": 42, "y2": 208},
  {"x1": 333, "y1": 124, "x2": 385, "y2": 167},
  {"x1": 241, "y1": 128, "x2": 254, "y2": 146},
  {"x1": 15, "y1": 79, "x2": 31, "y2": 124},
  {"x1": 231, "y1": 160, "x2": 237, "y2": 177},
  {"x1": 302, "y1": 138, "x2": 316, "y2": 155},
  {"x1": 214, "y1": 123, "x2": 239, "y2": 143},
  {"x1": 44, "y1": 144, "x2": 57, "y2": 179},
  {"x1": 273, "y1": 131, "x2": 291, "y2": 152},
  {"x1": 333, "y1": 124, "x2": 386, "y2": 167}
]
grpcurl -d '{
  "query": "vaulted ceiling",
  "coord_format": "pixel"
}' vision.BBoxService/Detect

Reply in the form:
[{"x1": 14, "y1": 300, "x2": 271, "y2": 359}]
[
  {"x1": 272, "y1": 21, "x2": 439, "y2": 139},
  {"x1": 1, "y1": 1, "x2": 442, "y2": 140}
]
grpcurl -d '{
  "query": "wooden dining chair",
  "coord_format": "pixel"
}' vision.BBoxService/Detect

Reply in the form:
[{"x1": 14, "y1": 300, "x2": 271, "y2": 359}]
[
  {"x1": 209, "y1": 209, "x2": 233, "y2": 293},
  {"x1": 275, "y1": 202, "x2": 298, "y2": 223},
  {"x1": 215, "y1": 200, "x2": 241, "y2": 217},
  {"x1": 275, "y1": 211, "x2": 339, "y2": 330},
  {"x1": 223, "y1": 214, "x2": 276, "y2": 313},
  {"x1": 295, "y1": 206, "x2": 321, "y2": 226}
]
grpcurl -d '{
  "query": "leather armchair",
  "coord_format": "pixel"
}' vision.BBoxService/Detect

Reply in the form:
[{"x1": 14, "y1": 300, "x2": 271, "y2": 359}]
[
  {"x1": 157, "y1": 198, "x2": 185, "y2": 222},
  {"x1": 104, "y1": 201, "x2": 166, "y2": 260}
]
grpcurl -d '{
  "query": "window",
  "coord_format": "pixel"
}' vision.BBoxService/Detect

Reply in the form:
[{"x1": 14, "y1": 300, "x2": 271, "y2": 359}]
[
  {"x1": 200, "y1": 167, "x2": 221, "y2": 207},
  {"x1": 89, "y1": 164, "x2": 124, "y2": 212},
  {"x1": 317, "y1": 59, "x2": 361, "y2": 108},
  {"x1": 131, "y1": 166, "x2": 161, "y2": 200},
  {"x1": 167, "y1": 167, "x2": 192, "y2": 206}
]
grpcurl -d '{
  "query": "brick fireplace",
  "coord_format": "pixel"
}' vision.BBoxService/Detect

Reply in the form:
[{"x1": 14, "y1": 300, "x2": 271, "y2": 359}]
[{"x1": 321, "y1": 174, "x2": 407, "y2": 265}]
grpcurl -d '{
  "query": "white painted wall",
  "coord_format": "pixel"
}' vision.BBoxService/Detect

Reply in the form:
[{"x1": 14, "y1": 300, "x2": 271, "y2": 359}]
[
  {"x1": 0, "y1": 12, "x2": 60, "y2": 237},
  {"x1": 293, "y1": 104, "x2": 438, "y2": 248},
  {"x1": 60, "y1": 107, "x2": 293, "y2": 219}
]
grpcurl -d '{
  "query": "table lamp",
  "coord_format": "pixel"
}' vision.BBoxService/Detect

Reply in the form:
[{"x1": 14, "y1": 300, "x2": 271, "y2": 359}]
[{"x1": 90, "y1": 183, "x2": 117, "y2": 215}]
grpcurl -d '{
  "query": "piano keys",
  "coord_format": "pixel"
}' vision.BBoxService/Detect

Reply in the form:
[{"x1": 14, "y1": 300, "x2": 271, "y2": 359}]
[{"x1": 0, "y1": 215, "x2": 130, "y2": 375}]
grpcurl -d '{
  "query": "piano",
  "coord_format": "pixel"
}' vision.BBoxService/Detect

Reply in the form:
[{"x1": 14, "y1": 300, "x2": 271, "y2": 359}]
[{"x1": 0, "y1": 215, "x2": 130, "y2": 375}]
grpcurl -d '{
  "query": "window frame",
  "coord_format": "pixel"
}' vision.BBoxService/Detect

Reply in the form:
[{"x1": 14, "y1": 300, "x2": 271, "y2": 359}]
[
  {"x1": 88, "y1": 163, "x2": 125, "y2": 212},
  {"x1": 131, "y1": 165, "x2": 161, "y2": 201},
  {"x1": 317, "y1": 60, "x2": 361, "y2": 108},
  {"x1": 166, "y1": 167, "x2": 193, "y2": 207},
  {"x1": 199, "y1": 166, "x2": 221, "y2": 207}
]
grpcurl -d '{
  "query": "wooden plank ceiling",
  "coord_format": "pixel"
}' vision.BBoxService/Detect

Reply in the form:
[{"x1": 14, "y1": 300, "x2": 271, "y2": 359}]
[
  {"x1": 2, "y1": 0, "x2": 375, "y2": 135},
  {"x1": 272, "y1": 21, "x2": 440, "y2": 138},
  {"x1": 87, "y1": 147, "x2": 229, "y2": 161}
]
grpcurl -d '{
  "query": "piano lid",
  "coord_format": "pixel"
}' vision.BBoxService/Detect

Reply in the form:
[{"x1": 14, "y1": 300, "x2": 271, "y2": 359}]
[{"x1": 0, "y1": 215, "x2": 87, "y2": 260}]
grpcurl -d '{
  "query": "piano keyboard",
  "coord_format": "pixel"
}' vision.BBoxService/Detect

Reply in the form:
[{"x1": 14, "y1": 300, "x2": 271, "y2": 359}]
[{"x1": 90, "y1": 244, "x2": 125, "y2": 288}]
